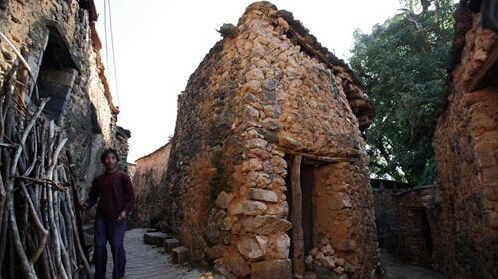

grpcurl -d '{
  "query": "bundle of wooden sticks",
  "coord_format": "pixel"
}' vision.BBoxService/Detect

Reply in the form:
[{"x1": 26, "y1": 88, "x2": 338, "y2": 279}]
[{"x1": 0, "y1": 60, "x2": 91, "y2": 279}]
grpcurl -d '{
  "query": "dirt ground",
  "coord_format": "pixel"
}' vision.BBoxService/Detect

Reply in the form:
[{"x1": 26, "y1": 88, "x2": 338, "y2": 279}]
[{"x1": 381, "y1": 249, "x2": 444, "y2": 279}]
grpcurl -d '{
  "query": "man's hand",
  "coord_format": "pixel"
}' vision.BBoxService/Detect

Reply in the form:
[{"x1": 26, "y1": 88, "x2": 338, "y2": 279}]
[
  {"x1": 117, "y1": 210, "x2": 126, "y2": 221},
  {"x1": 80, "y1": 202, "x2": 89, "y2": 211}
]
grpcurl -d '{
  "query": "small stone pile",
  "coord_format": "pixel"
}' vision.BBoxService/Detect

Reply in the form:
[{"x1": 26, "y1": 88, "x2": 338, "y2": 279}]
[{"x1": 305, "y1": 237, "x2": 352, "y2": 278}]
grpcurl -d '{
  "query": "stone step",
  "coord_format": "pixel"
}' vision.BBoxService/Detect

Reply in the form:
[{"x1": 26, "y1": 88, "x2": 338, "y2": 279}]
[
  {"x1": 171, "y1": 246, "x2": 189, "y2": 264},
  {"x1": 164, "y1": 238, "x2": 181, "y2": 253},
  {"x1": 143, "y1": 232, "x2": 172, "y2": 246}
]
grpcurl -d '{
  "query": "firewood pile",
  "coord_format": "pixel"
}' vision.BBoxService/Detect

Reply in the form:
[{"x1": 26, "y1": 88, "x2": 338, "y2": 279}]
[{"x1": 0, "y1": 60, "x2": 91, "y2": 278}]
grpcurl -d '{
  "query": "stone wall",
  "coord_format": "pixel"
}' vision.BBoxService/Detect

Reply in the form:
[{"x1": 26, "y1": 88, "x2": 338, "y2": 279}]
[
  {"x1": 433, "y1": 2, "x2": 498, "y2": 278},
  {"x1": 395, "y1": 187, "x2": 442, "y2": 267},
  {"x1": 0, "y1": 0, "x2": 128, "y2": 198},
  {"x1": 162, "y1": 2, "x2": 379, "y2": 278},
  {"x1": 373, "y1": 188, "x2": 400, "y2": 253},
  {"x1": 132, "y1": 142, "x2": 171, "y2": 226},
  {"x1": 373, "y1": 184, "x2": 442, "y2": 268}
]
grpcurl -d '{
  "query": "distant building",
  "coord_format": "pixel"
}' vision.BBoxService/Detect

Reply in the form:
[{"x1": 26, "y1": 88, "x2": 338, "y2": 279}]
[{"x1": 132, "y1": 142, "x2": 172, "y2": 226}]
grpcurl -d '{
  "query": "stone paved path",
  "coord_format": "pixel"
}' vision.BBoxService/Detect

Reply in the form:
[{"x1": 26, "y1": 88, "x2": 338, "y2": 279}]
[
  {"x1": 380, "y1": 249, "x2": 443, "y2": 279},
  {"x1": 97, "y1": 228, "x2": 204, "y2": 279}
]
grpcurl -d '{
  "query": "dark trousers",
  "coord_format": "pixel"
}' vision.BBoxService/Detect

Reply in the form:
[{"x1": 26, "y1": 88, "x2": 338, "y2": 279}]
[{"x1": 94, "y1": 219, "x2": 127, "y2": 279}]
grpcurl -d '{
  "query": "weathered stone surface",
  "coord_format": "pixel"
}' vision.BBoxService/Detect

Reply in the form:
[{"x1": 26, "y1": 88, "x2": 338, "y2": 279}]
[
  {"x1": 233, "y1": 200, "x2": 267, "y2": 216},
  {"x1": 171, "y1": 246, "x2": 189, "y2": 264},
  {"x1": 249, "y1": 188, "x2": 278, "y2": 202},
  {"x1": 328, "y1": 193, "x2": 352, "y2": 210},
  {"x1": 143, "y1": 232, "x2": 172, "y2": 246},
  {"x1": 321, "y1": 244, "x2": 334, "y2": 255},
  {"x1": 262, "y1": 118, "x2": 279, "y2": 130},
  {"x1": 246, "y1": 138, "x2": 268, "y2": 149},
  {"x1": 205, "y1": 244, "x2": 227, "y2": 259},
  {"x1": 226, "y1": 253, "x2": 251, "y2": 277},
  {"x1": 277, "y1": 131, "x2": 299, "y2": 149},
  {"x1": 242, "y1": 158, "x2": 264, "y2": 172},
  {"x1": 204, "y1": 223, "x2": 222, "y2": 245},
  {"x1": 432, "y1": 6, "x2": 498, "y2": 277},
  {"x1": 335, "y1": 239, "x2": 356, "y2": 252},
  {"x1": 266, "y1": 232, "x2": 290, "y2": 259},
  {"x1": 216, "y1": 191, "x2": 233, "y2": 209},
  {"x1": 164, "y1": 238, "x2": 180, "y2": 253},
  {"x1": 251, "y1": 259, "x2": 292, "y2": 279},
  {"x1": 237, "y1": 236, "x2": 265, "y2": 261},
  {"x1": 263, "y1": 79, "x2": 278, "y2": 90},
  {"x1": 243, "y1": 215, "x2": 291, "y2": 235},
  {"x1": 266, "y1": 202, "x2": 289, "y2": 217},
  {"x1": 246, "y1": 67, "x2": 265, "y2": 81}
]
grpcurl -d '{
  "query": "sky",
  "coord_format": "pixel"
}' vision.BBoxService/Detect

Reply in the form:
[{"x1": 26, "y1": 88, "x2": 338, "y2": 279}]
[{"x1": 94, "y1": 0, "x2": 402, "y2": 162}]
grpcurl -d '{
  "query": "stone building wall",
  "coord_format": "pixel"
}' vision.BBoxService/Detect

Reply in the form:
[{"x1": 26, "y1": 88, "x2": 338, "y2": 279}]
[
  {"x1": 132, "y1": 142, "x2": 171, "y2": 226},
  {"x1": 0, "y1": 0, "x2": 128, "y2": 197},
  {"x1": 395, "y1": 187, "x2": 442, "y2": 267},
  {"x1": 373, "y1": 188, "x2": 400, "y2": 253},
  {"x1": 373, "y1": 184, "x2": 442, "y2": 268},
  {"x1": 163, "y1": 2, "x2": 379, "y2": 278},
  {"x1": 433, "y1": 1, "x2": 498, "y2": 278}
]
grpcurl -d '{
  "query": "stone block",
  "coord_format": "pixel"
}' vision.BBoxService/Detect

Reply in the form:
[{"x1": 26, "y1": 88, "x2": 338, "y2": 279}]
[
  {"x1": 262, "y1": 118, "x2": 279, "y2": 130},
  {"x1": 233, "y1": 200, "x2": 267, "y2": 215},
  {"x1": 164, "y1": 238, "x2": 181, "y2": 253},
  {"x1": 237, "y1": 236, "x2": 265, "y2": 261},
  {"x1": 143, "y1": 232, "x2": 172, "y2": 246},
  {"x1": 171, "y1": 246, "x2": 189, "y2": 264},
  {"x1": 251, "y1": 259, "x2": 292, "y2": 279},
  {"x1": 215, "y1": 191, "x2": 233, "y2": 209},
  {"x1": 249, "y1": 188, "x2": 278, "y2": 202},
  {"x1": 266, "y1": 232, "x2": 290, "y2": 259},
  {"x1": 243, "y1": 215, "x2": 292, "y2": 235}
]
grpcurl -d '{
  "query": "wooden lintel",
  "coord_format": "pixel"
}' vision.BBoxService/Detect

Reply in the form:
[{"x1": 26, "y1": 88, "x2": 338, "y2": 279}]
[
  {"x1": 281, "y1": 148, "x2": 362, "y2": 164},
  {"x1": 470, "y1": 41, "x2": 498, "y2": 92}
]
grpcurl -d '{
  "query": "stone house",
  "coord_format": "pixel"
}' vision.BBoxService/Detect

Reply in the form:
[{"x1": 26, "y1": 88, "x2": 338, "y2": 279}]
[
  {"x1": 0, "y1": 0, "x2": 129, "y2": 196},
  {"x1": 162, "y1": 2, "x2": 379, "y2": 278},
  {"x1": 132, "y1": 142, "x2": 172, "y2": 226},
  {"x1": 433, "y1": 0, "x2": 498, "y2": 278}
]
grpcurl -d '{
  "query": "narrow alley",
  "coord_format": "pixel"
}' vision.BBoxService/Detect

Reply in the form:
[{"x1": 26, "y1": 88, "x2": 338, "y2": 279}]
[{"x1": 97, "y1": 228, "x2": 204, "y2": 279}]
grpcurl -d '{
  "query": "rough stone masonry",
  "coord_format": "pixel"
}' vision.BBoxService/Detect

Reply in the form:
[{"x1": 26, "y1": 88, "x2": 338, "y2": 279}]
[
  {"x1": 0, "y1": 0, "x2": 130, "y2": 202},
  {"x1": 159, "y1": 2, "x2": 380, "y2": 278},
  {"x1": 433, "y1": 1, "x2": 498, "y2": 278}
]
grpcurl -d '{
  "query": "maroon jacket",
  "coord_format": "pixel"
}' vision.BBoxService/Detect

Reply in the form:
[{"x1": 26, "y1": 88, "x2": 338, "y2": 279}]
[{"x1": 86, "y1": 170, "x2": 135, "y2": 220}]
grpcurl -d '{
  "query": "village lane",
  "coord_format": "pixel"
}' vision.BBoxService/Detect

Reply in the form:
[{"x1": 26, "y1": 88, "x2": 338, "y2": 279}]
[
  {"x1": 380, "y1": 249, "x2": 443, "y2": 279},
  {"x1": 98, "y1": 228, "x2": 204, "y2": 279}
]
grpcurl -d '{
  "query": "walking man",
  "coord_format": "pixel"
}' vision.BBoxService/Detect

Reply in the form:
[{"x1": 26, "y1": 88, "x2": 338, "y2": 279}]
[{"x1": 81, "y1": 149, "x2": 135, "y2": 279}]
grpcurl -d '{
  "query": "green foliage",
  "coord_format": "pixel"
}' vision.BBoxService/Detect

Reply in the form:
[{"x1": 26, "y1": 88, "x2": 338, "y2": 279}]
[{"x1": 350, "y1": 0, "x2": 455, "y2": 185}]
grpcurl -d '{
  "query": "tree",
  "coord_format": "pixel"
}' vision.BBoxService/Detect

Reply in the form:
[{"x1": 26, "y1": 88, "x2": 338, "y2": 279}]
[{"x1": 350, "y1": 0, "x2": 455, "y2": 185}]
